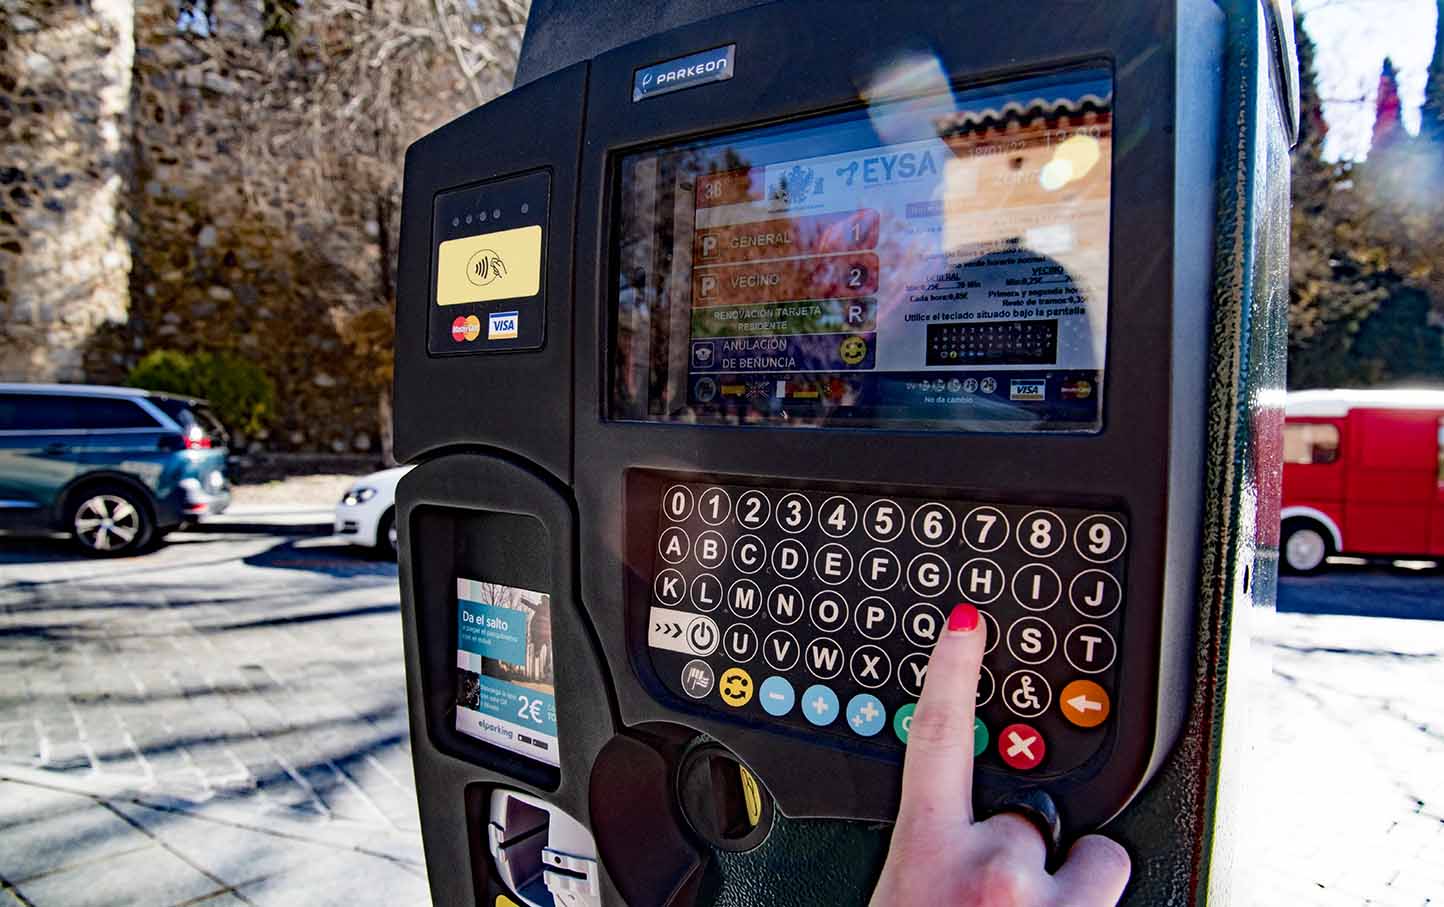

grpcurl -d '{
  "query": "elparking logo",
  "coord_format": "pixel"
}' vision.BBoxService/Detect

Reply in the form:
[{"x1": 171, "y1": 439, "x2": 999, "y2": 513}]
[{"x1": 488, "y1": 311, "x2": 519, "y2": 340}]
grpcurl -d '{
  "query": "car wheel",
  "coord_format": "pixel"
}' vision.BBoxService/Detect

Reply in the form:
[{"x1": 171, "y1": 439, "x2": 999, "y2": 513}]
[
  {"x1": 1281, "y1": 520, "x2": 1331, "y2": 575},
  {"x1": 69, "y1": 485, "x2": 155, "y2": 557},
  {"x1": 375, "y1": 507, "x2": 398, "y2": 560}
]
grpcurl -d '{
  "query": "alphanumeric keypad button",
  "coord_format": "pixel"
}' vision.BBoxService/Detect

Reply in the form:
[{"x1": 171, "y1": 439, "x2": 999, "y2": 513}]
[
  {"x1": 902, "y1": 603, "x2": 945, "y2": 648},
  {"x1": 854, "y1": 596, "x2": 897, "y2": 640},
  {"x1": 1011, "y1": 563, "x2": 1062, "y2": 611},
  {"x1": 1069, "y1": 570, "x2": 1122, "y2": 618},
  {"x1": 1006, "y1": 616, "x2": 1057, "y2": 665},
  {"x1": 1016, "y1": 510, "x2": 1067, "y2": 558},
  {"x1": 805, "y1": 636, "x2": 846, "y2": 680},
  {"x1": 1074, "y1": 514, "x2": 1127, "y2": 564},
  {"x1": 735, "y1": 489, "x2": 771, "y2": 530},
  {"x1": 694, "y1": 530, "x2": 727, "y2": 569},
  {"x1": 850, "y1": 645, "x2": 892, "y2": 689},
  {"x1": 690, "y1": 573, "x2": 722, "y2": 612},
  {"x1": 763, "y1": 629, "x2": 800, "y2": 671},
  {"x1": 724, "y1": 623, "x2": 758, "y2": 664},
  {"x1": 858, "y1": 547, "x2": 901, "y2": 592},
  {"x1": 977, "y1": 665, "x2": 995, "y2": 707},
  {"x1": 658, "y1": 527, "x2": 690, "y2": 564},
  {"x1": 809, "y1": 589, "x2": 849, "y2": 634},
  {"x1": 697, "y1": 486, "x2": 732, "y2": 526},
  {"x1": 961, "y1": 505, "x2": 1009, "y2": 553},
  {"x1": 911, "y1": 502, "x2": 956, "y2": 548},
  {"x1": 767, "y1": 584, "x2": 805, "y2": 625},
  {"x1": 906, "y1": 552, "x2": 952, "y2": 598},
  {"x1": 1064, "y1": 624, "x2": 1117, "y2": 674},
  {"x1": 818, "y1": 495, "x2": 859, "y2": 539},
  {"x1": 813, "y1": 543, "x2": 854, "y2": 586},
  {"x1": 727, "y1": 578, "x2": 762, "y2": 619},
  {"x1": 1002, "y1": 669, "x2": 1051, "y2": 719},
  {"x1": 662, "y1": 485, "x2": 693, "y2": 522},
  {"x1": 776, "y1": 492, "x2": 813, "y2": 534},
  {"x1": 978, "y1": 609, "x2": 1000, "y2": 654},
  {"x1": 864, "y1": 499, "x2": 905, "y2": 543},
  {"x1": 771, "y1": 538, "x2": 809, "y2": 580},
  {"x1": 731, "y1": 534, "x2": 766, "y2": 575},
  {"x1": 654, "y1": 568, "x2": 686, "y2": 606},
  {"x1": 957, "y1": 557, "x2": 1005, "y2": 605},
  {"x1": 897, "y1": 651, "x2": 929, "y2": 696}
]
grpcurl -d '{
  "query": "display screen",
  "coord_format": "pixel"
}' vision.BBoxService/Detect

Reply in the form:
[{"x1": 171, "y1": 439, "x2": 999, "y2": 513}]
[
  {"x1": 454, "y1": 578, "x2": 559, "y2": 767},
  {"x1": 609, "y1": 68, "x2": 1112, "y2": 432}
]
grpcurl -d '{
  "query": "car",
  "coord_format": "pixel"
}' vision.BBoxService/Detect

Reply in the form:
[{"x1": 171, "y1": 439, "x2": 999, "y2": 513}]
[
  {"x1": 0, "y1": 383, "x2": 232, "y2": 556},
  {"x1": 334, "y1": 465, "x2": 413, "y2": 558}
]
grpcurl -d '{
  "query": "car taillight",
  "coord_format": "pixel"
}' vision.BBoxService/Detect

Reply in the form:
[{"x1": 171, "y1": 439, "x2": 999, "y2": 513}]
[{"x1": 185, "y1": 426, "x2": 212, "y2": 449}]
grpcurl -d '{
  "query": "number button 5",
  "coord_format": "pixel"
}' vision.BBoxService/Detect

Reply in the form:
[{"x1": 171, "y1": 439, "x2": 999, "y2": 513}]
[
  {"x1": 1074, "y1": 514, "x2": 1127, "y2": 563},
  {"x1": 864, "y1": 499, "x2": 904, "y2": 543}
]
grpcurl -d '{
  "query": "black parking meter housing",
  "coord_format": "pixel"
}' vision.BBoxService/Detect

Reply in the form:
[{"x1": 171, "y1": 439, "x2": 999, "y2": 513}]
[{"x1": 393, "y1": 1, "x2": 1298, "y2": 904}]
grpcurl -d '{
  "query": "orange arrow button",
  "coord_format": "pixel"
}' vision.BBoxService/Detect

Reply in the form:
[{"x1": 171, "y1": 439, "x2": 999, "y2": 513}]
[{"x1": 1059, "y1": 680, "x2": 1111, "y2": 728}]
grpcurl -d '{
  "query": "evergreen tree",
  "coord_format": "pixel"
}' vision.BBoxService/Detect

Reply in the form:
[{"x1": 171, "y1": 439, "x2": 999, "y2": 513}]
[{"x1": 1371, "y1": 59, "x2": 1407, "y2": 152}]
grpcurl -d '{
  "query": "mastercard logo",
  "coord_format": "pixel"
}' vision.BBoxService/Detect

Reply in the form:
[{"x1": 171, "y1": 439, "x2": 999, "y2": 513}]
[{"x1": 450, "y1": 314, "x2": 482, "y2": 342}]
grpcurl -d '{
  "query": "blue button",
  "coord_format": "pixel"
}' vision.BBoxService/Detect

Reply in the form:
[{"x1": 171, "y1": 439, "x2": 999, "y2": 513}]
[
  {"x1": 759, "y1": 676, "x2": 795, "y2": 716},
  {"x1": 846, "y1": 693, "x2": 887, "y2": 737},
  {"x1": 801, "y1": 684, "x2": 839, "y2": 726}
]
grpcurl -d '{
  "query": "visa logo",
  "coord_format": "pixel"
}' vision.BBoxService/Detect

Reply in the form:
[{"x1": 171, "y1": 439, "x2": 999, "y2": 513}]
[
  {"x1": 1010, "y1": 380, "x2": 1046, "y2": 401},
  {"x1": 488, "y1": 311, "x2": 519, "y2": 340}
]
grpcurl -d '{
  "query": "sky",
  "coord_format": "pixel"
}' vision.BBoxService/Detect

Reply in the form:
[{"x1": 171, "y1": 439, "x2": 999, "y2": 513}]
[{"x1": 1299, "y1": 0, "x2": 1439, "y2": 160}]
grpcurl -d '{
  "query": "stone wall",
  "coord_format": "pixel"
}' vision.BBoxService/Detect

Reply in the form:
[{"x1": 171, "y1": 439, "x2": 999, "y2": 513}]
[{"x1": 0, "y1": 0, "x2": 135, "y2": 381}]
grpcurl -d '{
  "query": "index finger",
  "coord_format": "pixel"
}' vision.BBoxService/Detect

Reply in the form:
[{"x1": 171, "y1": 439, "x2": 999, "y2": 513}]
[{"x1": 893, "y1": 602, "x2": 986, "y2": 834}]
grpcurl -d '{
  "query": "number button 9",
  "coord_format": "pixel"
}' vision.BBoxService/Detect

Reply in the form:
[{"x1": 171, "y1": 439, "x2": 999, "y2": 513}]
[
  {"x1": 1074, "y1": 514, "x2": 1127, "y2": 563},
  {"x1": 910, "y1": 503, "x2": 956, "y2": 548},
  {"x1": 1016, "y1": 510, "x2": 1066, "y2": 558},
  {"x1": 864, "y1": 499, "x2": 904, "y2": 543},
  {"x1": 961, "y1": 505, "x2": 1009, "y2": 553}
]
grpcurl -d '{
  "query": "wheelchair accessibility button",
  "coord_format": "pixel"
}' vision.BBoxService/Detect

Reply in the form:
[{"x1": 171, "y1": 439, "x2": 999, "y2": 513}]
[
  {"x1": 801, "y1": 684, "x2": 840, "y2": 726},
  {"x1": 893, "y1": 703, "x2": 915, "y2": 743},
  {"x1": 998, "y1": 723, "x2": 1046, "y2": 771},
  {"x1": 1002, "y1": 670, "x2": 1051, "y2": 719},
  {"x1": 846, "y1": 694, "x2": 886, "y2": 737},
  {"x1": 719, "y1": 668, "x2": 754, "y2": 707},
  {"x1": 759, "y1": 676, "x2": 795, "y2": 716}
]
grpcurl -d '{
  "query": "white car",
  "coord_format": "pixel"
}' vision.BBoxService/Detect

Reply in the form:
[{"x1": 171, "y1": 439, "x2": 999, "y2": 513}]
[{"x1": 334, "y1": 466, "x2": 413, "y2": 557}]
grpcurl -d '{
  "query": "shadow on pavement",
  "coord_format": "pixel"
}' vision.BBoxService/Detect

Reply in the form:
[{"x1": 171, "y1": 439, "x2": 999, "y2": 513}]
[
  {"x1": 242, "y1": 539, "x2": 397, "y2": 579},
  {"x1": 1279, "y1": 563, "x2": 1444, "y2": 621}
]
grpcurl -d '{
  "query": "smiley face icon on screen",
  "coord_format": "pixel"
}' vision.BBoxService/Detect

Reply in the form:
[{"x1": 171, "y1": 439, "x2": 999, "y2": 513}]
[
  {"x1": 839, "y1": 335, "x2": 868, "y2": 367},
  {"x1": 719, "y1": 667, "x2": 754, "y2": 707}
]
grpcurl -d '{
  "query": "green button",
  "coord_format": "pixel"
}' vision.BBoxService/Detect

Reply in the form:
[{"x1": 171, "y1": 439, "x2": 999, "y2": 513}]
[
  {"x1": 973, "y1": 718, "x2": 989, "y2": 757},
  {"x1": 893, "y1": 703, "x2": 916, "y2": 743}
]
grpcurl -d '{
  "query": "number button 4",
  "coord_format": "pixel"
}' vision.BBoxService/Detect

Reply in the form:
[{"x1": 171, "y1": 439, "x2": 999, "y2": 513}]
[{"x1": 819, "y1": 496, "x2": 859, "y2": 538}]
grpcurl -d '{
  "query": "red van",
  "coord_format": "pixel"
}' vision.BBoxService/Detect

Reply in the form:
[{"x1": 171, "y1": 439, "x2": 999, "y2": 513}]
[{"x1": 1281, "y1": 389, "x2": 1444, "y2": 573}]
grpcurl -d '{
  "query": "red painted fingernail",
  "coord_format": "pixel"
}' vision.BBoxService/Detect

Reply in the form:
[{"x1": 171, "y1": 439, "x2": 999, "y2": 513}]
[{"x1": 948, "y1": 603, "x2": 979, "y2": 632}]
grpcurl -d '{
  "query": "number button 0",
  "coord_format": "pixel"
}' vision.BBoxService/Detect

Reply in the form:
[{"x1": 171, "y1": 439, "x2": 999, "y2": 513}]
[
  {"x1": 961, "y1": 505, "x2": 1009, "y2": 553},
  {"x1": 819, "y1": 496, "x2": 859, "y2": 538},
  {"x1": 697, "y1": 487, "x2": 732, "y2": 526},
  {"x1": 864, "y1": 499, "x2": 905, "y2": 543},
  {"x1": 776, "y1": 492, "x2": 813, "y2": 534},
  {"x1": 1016, "y1": 510, "x2": 1067, "y2": 558},
  {"x1": 1075, "y1": 514, "x2": 1127, "y2": 563},
  {"x1": 736, "y1": 490, "x2": 771, "y2": 530},
  {"x1": 911, "y1": 503, "x2": 956, "y2": 548},
  {"x1": 662, "y1": 485, "x2": 693, "y2": 522}
]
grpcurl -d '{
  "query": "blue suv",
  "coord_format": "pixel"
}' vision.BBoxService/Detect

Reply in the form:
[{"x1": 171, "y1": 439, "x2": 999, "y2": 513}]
[{"x1": 0, "y1": 384, "x2": 231, "y2": 556}]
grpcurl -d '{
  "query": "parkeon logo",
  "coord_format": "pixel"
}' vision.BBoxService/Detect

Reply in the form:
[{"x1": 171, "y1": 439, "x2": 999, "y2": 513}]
[{"x1": 634, "y1": 45, "x2": 736, "y2": 101}]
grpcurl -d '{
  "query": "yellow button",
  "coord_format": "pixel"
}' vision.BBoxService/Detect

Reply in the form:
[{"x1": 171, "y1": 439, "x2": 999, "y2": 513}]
[
  {"x1": 719, "y1": 667, "x2": 754, "y2": 707},
  {"x1": 1059, "y1": 679, "x2": 1110, "y2": 728}
]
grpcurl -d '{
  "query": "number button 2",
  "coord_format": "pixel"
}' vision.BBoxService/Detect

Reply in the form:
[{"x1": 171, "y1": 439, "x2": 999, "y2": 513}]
[
  {"x1": 736, "y1": 490, "x2": 771, "y2": 530},
  {"x1": 1074, "y1": 514, "x2": 1127, "y2": 563},
  {"x1": 1016, "y1": 510, "x2": 1066, "y2": 558},
  {"x1": 911, "y1": 503, "x2": 956, "y2": 548},
  {"x1": 961, "y1": 506, "x2": 1009, "y2": 553}
]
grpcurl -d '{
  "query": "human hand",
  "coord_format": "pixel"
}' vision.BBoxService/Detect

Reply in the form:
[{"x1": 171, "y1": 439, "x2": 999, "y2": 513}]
[{"x1": 869, "y1": 603, "x2": 1131, "y2": 906}]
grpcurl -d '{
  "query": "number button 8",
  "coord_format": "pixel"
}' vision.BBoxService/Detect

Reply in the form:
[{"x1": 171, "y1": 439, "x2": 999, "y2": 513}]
[
  {"x1": 1074, "y1": 514, "x2": 1127, "y2": 563},
  {"x1": 1016, "y1": 510, "x2": 1066, "y2": 558}
]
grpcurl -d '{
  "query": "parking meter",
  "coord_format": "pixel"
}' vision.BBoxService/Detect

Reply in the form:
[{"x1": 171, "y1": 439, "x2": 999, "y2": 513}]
[{"x1": 392, "y1": 1, "x2": 1298, "y2": 904}]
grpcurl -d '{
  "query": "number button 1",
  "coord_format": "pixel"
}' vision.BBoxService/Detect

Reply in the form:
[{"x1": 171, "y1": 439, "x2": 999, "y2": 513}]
[
  {"x1": 1016, "y1": 510, "x2": 1066, "y2": 558},
  {"x1": 698, "y1": 487, "x2": 732, "y2": 526},
  {"x1": 864, "y1": 499, "x2": 904, "y2": 543},
  {"x1": 962, "y1": 506, "x2": 1009, "y2": 553},
  {"x1": 1074, "y1": 514, "x2": 1127, "y2": 563}
]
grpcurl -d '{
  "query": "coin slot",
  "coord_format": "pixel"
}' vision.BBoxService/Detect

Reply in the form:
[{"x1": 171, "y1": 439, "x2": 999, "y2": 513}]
[{"x1": 676, "y1": 744, "x2": 774, "y2": 852}]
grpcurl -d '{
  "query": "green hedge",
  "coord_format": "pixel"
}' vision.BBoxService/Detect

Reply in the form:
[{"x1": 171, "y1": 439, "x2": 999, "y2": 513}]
[{"x1": 126, "y1": 350, "x2": 276, "y2": 438}]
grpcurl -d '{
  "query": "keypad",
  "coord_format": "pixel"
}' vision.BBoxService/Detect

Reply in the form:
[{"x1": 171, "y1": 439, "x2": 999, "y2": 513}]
[{"x1": 643, "y1": 480, "x2": 1128, "y2": 777}]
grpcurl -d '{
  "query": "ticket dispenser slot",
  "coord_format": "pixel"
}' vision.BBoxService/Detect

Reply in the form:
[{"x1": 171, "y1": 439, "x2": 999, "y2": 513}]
[{"x1": 395, "y1": 1, "x2": 1298, "y2": 904}]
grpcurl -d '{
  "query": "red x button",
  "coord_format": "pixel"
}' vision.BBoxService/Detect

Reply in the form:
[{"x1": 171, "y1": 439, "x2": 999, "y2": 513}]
[{"x1": 997, "y1": 722, "x2": 1046, "y2": 771}]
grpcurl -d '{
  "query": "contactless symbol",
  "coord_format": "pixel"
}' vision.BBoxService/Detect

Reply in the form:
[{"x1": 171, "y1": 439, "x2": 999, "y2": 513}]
[
  {"x1": 719, "y1": 667, "x2": 753, "y2": 707},
  {"x1": 465, "y1": 248, "x2": 507, "y2": 286},
  {"x1": 973, "y1": 717, "x2": 989, "y2": 757},
  {"x1": 845, "y1": 693, "x2": 886, "y2": 737},
  {"x1": 1060, "y1": 679, "x2": 1111, "y2": 728},
  {"x1": 893, "y1": 703, "x2": 915, "y2": 743},
  {"x1": 839, "y1": 335, "x2": 869, "y2": 366},
  {"x1": 759, "y1": 676, "x2": 795, "y2": 716},
  {"x1": 801, "y1": 684, "x2": 839, "y2": 726},
  {"x1": 998, "y1": 723, "x2": 1046, "y2": 771},
  {"x1": 681, "y1": 659, "x2": 714, "y2": 699}
]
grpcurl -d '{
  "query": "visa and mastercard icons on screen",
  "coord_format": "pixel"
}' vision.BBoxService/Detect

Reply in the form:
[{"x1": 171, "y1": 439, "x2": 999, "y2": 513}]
[{"x1": 450, "y1": 315, "x2": 482, "y2": 342}]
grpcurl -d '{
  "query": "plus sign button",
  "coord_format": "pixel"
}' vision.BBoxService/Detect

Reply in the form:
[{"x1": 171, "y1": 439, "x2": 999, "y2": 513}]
[
  {"x1": 845, "y1": 693, "x2": 886, "y2": 737},
  {"x1": 997, "y1": 723, "x2": 1046, "y2": 771},
  {"x1": 801, "y1": 684, "x2": 840, "y2": 727}
]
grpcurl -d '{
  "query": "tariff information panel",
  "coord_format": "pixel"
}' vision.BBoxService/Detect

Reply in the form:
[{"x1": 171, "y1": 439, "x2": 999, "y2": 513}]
[
  {"x1": 454, "y1": 578, "x2": 560, "y2": 767},
  {"x1": 611, "y1": 68, "x2": 1111, "y2": 432}
]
